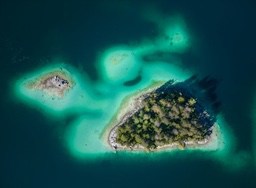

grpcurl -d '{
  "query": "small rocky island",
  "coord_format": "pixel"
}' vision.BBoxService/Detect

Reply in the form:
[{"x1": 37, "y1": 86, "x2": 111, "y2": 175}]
[
  {"x1": 109, "y1": 76, "x2": 220, "y2": 151},
  {"x1": 26, "y1": 69, "x2": 74, "y2": 98}
]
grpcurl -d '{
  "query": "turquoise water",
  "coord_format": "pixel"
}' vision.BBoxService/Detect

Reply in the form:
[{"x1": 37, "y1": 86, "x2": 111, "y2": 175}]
[{"x1": 1, "y1": 0, "x2": 256, "y2": 187}]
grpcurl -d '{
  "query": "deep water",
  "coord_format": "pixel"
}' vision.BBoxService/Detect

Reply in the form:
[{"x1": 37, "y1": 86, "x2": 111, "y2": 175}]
[{"x1": 1, "y1": 0, "x2": 256, "y2": 188}]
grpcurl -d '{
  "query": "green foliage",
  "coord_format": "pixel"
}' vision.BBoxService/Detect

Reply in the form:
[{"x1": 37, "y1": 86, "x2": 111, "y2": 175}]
[{"x1": 115, "y1": 89, "x2": 211, "y2": 150}]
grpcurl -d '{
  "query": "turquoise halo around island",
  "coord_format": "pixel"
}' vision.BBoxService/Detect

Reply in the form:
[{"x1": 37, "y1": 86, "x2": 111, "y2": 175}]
[
  {"x1": 65, "y1": 59, "x2": 236, "y2": 166},
  {"x1": 11, "y1": 14, "x2": 239, "y2": 168},
  {"x1": 12, "y1": 62, "x2": 109, "y2": 117}
]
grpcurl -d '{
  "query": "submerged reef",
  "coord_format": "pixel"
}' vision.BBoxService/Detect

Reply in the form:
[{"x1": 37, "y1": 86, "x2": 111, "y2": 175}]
[
  {"x1": 98, "y1": 47, "x2": 141, "y2": 85},
  {"x1": 109, "y1": 76, "x2": 220, "y2": 151}
]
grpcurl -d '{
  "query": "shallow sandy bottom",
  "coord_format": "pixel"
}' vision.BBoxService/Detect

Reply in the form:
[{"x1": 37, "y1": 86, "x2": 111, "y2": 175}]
[
  {"x1": 66, "y1": 82, "x2": 229, "y2": 159},
  {"x1": 13, "y1": 63, "x2": 110, "y2": 116}
]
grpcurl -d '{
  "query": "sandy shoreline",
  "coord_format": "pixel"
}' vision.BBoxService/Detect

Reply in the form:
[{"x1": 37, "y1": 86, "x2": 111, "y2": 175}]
[{"x1": 109, "y1": 124, "x2": 220, "y2": 152}]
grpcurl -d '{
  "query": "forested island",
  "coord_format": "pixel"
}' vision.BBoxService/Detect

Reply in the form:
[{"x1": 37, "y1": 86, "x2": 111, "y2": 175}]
[{"x1": 108, "y1": 76, "x2": 220, "y2": 151}]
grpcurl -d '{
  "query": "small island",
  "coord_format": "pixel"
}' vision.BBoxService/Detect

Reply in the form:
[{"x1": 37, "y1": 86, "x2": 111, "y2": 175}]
[
  {"x1": 14, "y1": 64, "x2": 104, "y2": 115},
  {"x1": 25, "y1": 69, "x2": 74, "y2": 98},
  {"x1": 108, "y1": 76, "x2": 220, "y2": 151}
]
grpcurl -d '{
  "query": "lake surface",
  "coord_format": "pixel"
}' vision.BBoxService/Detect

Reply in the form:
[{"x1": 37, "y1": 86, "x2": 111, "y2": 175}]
[{"x1": 0, "y1": 0, "x2": 256, "y2": 187}]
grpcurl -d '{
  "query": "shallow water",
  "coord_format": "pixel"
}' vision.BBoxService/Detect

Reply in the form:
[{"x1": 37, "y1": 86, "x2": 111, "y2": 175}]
[{"x1": 1, "y1": 0, "x2": 256, "y2": 187}]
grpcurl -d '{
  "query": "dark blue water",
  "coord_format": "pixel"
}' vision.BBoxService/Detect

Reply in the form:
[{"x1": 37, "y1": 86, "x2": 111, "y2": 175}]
[{"x1": 1, "y1": 0, "x2": 256, "y2": 187}]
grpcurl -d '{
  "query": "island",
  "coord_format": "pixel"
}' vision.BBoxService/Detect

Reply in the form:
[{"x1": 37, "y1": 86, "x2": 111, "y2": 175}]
[
  {"x1": 108, "y1": 76, "x2": 221, "y2": 151},
  {"x1": 25, "y1": 69, "x2": 74, "y2": 98}
]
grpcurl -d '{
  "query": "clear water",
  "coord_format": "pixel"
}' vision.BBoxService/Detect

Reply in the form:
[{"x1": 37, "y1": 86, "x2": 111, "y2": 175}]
[{"x1": 1, "y1": 0, "x2": 256, "y2": 187}]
